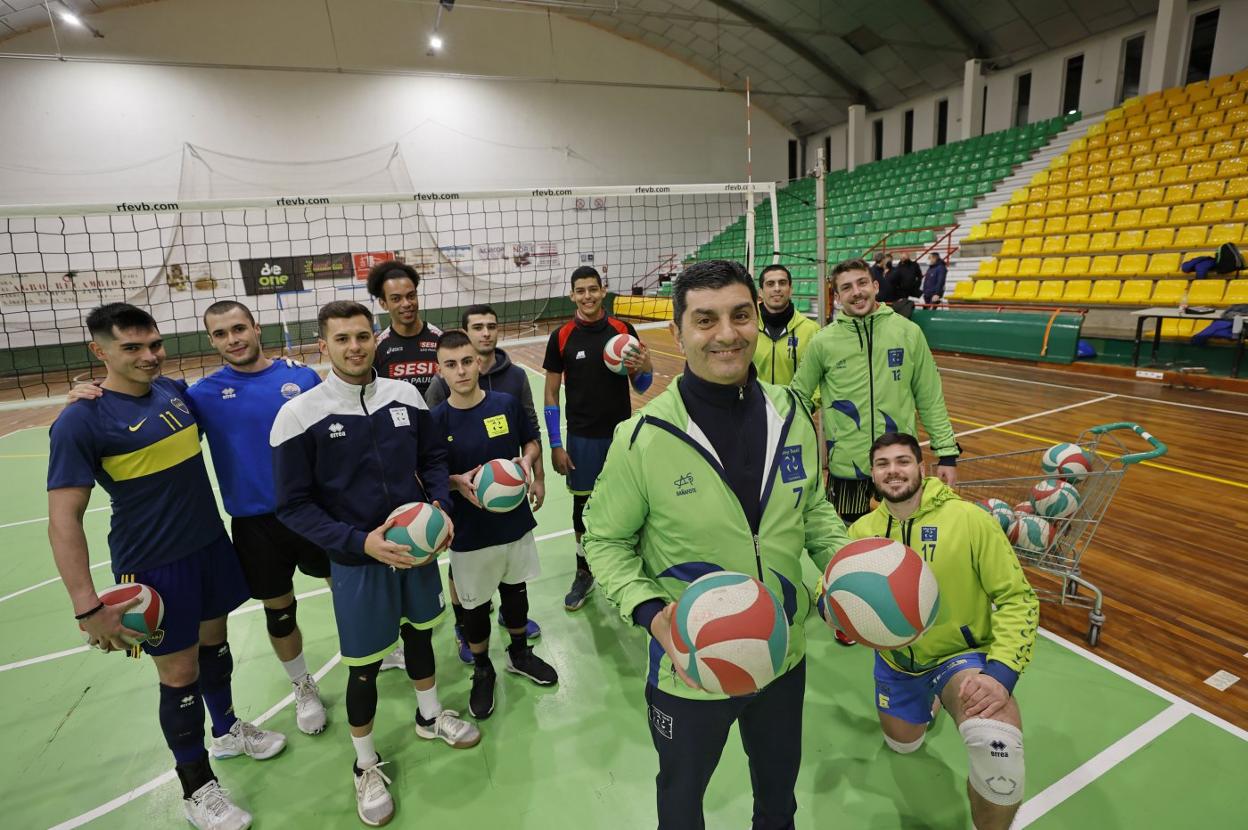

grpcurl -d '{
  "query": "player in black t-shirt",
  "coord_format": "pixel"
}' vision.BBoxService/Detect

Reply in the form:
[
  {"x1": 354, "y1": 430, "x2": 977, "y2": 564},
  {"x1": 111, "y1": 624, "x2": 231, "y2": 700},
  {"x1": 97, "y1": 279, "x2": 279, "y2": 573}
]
[
  {"x1": 543, "y1": 266, "x2": 653, "y2": 611},
  {"x1": 368, "y1": 260, "x2": 443, "y2": 400}
]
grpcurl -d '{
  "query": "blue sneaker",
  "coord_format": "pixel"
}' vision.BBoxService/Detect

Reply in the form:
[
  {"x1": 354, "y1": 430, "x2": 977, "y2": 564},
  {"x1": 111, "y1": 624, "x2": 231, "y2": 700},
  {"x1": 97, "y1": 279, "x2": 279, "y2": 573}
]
[
  {"x1": 497, "y1": 612, "x2": 541, "y2": 639},
  {"x1": 454, "y1": 625, "x2": 472, "y2": 665}
]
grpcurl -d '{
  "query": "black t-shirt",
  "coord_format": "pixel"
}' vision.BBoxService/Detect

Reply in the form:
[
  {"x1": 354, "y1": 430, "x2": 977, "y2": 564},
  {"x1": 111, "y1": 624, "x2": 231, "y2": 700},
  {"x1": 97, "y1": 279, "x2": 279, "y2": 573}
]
[
  {"x1": 373, "y1": 321, "x2": 443, "y2": 398},
  {"x1": 542, "y1": 314, "x2": 638, "y2": 438}
]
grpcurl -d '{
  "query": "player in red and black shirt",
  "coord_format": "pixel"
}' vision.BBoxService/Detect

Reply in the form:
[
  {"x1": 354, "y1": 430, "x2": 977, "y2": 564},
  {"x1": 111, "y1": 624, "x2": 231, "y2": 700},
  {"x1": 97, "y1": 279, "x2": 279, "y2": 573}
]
[
  {"x1": 543, "y1": 266, "x2": 653, "y2": 612},
  {"x1": 368, "y1": 260, "x2": 443, "y2": 400}
]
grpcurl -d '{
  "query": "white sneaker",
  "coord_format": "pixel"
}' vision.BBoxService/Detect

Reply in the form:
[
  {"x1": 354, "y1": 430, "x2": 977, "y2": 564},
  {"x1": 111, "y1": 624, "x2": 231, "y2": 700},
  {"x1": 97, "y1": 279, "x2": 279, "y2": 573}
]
[
  {"x1": 293, "y1": 674, "x2": 327, "y2": 735},
  {"x1": 354, "y1": 760, "x2": 395, "y2": 826},
  {"x1": 183, "y1": 780, "x2": 252, "y2": 830},
  {"x1": 210, "y1": 719, "x2": 287, "y2": 760},
  {"x1": 414, "y1": 709, "x2": 481, "y2": 749},
  {"x1": 379, "y1": 646, "x2": 405, "y2": 672}
]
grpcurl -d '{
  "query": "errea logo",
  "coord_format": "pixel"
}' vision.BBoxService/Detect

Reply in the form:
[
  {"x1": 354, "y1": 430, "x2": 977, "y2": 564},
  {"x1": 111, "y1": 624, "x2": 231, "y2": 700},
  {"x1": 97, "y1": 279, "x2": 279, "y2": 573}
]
[
  {"x1": 575, "y1": 350, "x2": 586, "y2": 359},
  {"x1": 329, "y1": 422, "x2": 346, "y2": 439},
  {"x1": 221, "y1": 387, "x2": 236, "y2": 400}
]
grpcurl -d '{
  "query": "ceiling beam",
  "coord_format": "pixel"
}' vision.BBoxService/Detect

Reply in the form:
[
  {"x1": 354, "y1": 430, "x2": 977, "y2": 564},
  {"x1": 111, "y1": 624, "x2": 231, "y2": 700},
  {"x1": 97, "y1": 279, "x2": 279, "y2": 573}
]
[
  {"x1": 702, "y1": 0, "x2": 877, "y2": 109},
  {"x1": 917, "y1": 0, "x2": 986, "y2": 59}
]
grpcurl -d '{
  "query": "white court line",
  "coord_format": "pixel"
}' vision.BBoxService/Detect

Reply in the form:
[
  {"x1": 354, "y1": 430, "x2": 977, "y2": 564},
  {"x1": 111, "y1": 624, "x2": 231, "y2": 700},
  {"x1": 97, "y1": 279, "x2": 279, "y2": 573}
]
[
  {"x1": 1014, "y1": 703, "x2": 1188, "y2": 827},
  {"x1": 49, "y1": 652, "x2": 342, "y2": 830},
  {"x1": 0, "y1": 560, "x2": 110, "y2": 605},
  {"x1": 920, "y1": 394, "x2": 1118, "y2": 447},
  {"x1": 0, "y1": 505, "x2": 109, "y2": 531}
]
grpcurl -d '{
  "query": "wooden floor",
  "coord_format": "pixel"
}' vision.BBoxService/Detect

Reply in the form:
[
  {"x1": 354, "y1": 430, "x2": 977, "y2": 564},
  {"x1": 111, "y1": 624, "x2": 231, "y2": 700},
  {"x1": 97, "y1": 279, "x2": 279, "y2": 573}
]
[{"x1": 6, "y1": 323, "x2": 1247, "y2": 729}]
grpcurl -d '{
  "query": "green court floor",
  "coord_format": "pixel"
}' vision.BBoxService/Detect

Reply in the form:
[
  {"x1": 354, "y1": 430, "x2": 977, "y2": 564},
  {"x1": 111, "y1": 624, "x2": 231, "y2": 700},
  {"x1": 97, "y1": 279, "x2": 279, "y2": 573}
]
[{"x1": 2, "y1": 378, "x2": 1245, "y2": 828}]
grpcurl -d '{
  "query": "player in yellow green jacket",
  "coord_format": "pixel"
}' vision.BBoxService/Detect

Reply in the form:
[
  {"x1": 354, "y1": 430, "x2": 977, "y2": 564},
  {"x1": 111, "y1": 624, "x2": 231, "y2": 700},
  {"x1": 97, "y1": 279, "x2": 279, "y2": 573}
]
[
  {"x1": 848, "y1": 432, "x2": 1038, "y2": 830},
  {"x1": 753, "y1": 264, "x2": 820, "y2": 387},
  {"x1": 584, "y1": 259, "x2": 849, "y2": 829}
]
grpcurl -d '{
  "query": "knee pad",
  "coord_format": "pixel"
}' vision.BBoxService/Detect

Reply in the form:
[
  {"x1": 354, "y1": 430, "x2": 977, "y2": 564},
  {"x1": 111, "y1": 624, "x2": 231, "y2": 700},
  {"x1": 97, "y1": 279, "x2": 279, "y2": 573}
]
[
  {"x1": 263, "y1": 598, "x2": 298, "y2": 639},
  {"x1": 959, "y1": 717, "x2": 1025, "y2": 806},
  {"x1": 197, "y1": 642, "x2": 233, "y2": 691},
  {"x1": 461, "y1": 602, "x2": 492, "y2": 646},
  {"x1": 883, "y1": 732, "x2": 925, "y2": 754},
  {"x1": 497, "y1": 581, "x2": 528, "y2": 631},
  {"x1": 399, "y1": 624, "x2": 436, "y2": 680},
  {"x1": 572, "y1": 495, "x2": 588, "y2": 535},
  {"x1": 346, "y1": 662, "x2": 382, "y2": 727}
]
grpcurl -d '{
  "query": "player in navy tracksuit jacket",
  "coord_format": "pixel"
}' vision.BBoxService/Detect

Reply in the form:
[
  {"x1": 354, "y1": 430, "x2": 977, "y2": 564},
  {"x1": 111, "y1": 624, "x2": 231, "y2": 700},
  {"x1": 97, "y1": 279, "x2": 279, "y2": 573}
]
[{"x1": 270, "y1": 301, "x2": 479, "y2": 825}]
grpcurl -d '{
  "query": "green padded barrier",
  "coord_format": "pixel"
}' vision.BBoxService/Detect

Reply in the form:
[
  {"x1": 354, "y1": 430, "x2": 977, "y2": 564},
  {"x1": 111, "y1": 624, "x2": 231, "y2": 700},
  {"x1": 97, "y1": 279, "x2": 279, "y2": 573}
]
[{"x1": 911, "y1": 308, "x2": 1085, "y2": 363}]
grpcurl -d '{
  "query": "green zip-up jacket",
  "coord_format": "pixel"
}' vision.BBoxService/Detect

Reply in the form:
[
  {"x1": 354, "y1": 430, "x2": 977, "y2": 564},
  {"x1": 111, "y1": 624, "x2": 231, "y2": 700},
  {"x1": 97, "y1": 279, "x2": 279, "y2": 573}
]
[
  {"x1": 583, "y1": 377, "x2": 850, "y2": 700},
  {"x1": 791, "y1": 304, "x2": 958, "y2": 480},
  {"x1": 849, "y1": 477, "x2": 1039, "y2": 693},
  {"x1": 753, "y1": 307, "x2": 820, "y2": 387}
]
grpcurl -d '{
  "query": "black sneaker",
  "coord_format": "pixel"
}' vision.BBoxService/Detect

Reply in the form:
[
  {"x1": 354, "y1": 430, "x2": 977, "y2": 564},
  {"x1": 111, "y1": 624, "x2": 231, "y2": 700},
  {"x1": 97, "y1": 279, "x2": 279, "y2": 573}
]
[
  {"x1": 505, "y1": 646, "x2": 558, "y2": 686},
  {"x1": 469, "y1": 661, "x2": 496, "y2": 720},
  {"x1": 563, "y1": 570, "x2": 595, "y2": 611}
]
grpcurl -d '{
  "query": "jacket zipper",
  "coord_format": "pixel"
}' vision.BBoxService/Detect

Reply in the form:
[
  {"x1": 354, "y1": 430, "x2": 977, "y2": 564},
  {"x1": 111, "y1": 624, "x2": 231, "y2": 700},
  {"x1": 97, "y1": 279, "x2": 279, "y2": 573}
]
[
  {"x1": 865, "y1": 316, "x2": 877, "y2": 451},
  {"x1": 359, "y1": 384, "x2": 395, "y2": 510}
]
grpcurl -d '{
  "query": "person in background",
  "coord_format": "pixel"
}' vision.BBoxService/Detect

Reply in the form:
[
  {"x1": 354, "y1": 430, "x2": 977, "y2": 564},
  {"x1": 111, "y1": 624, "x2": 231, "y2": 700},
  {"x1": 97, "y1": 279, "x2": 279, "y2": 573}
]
[{"x1": 922, "y1": 253, "x2": 948, "y2": 305}]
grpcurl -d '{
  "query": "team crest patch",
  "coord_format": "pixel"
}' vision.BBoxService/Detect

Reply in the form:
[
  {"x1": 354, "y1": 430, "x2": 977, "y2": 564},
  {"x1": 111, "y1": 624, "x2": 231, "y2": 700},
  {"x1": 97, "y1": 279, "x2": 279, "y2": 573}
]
[
  {"x1": 483, "y1": 414, "x2": 509, "y2": 438},
  {"x1": 170, "y1": 397, "x2": 190, "y2": 414},
  {"x1": 921, "y1": 526, "x2": 938, "y2": 542},
  {"x1": 280, "y1": 382, "x2": 301, "y2": 399},
  {"x1": 887, "y1": 348, "x2": 904, "y2": 368},
  {"x1": 389, "y1": 407, "x2": 411, "y2": 428},
  {"x1": 779, "y1": 445, "x2": 805, "y2": 483}
]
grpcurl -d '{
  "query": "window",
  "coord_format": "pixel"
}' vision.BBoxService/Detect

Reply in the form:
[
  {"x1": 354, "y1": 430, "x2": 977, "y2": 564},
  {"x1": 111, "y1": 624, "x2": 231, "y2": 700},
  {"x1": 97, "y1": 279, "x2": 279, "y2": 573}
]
[
  {"x1": 1014, "y1": 72, "x2": 1031, "y2": 127},
  {"x1": 1185, "y1": 8, "x2": 1220, "y2": 84},
  {"x1": 787, "y1": 140, "x2": 798, "y2": 180},
  {"x1": 936, "y1": 99, "x2": 948, "y2": 146},
  {"x1": 1118, "y1": 34, "x2": 1145, "y2": 104},
  {"x1": 873, "y1": 119, "x2": 883, "y2": 161},
  {"x1": 824, "y1": 135, "x2": 832, "y2": 170},
  {"x1": 980, "y1": 84, "x2": 988, "y2": 135},
  {"x1": 903, "y1": 109, "x2": 914, "y2": 154},
  {"x1": 1063, "y1": 54, "x2": 1084, "y2": 114}
]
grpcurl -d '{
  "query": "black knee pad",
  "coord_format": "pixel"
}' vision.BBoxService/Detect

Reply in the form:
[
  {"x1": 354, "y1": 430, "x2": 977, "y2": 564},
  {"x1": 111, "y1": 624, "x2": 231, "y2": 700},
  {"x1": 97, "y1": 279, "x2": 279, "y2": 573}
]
[
  {"x1": 263, "y1": 598, "x2": 298, "y2": 639},
  {"x1": 461, "y1": 602, "x2": 492, "y2": 646},
  {"x1": 400, "y1": 624, "x2": 436, "y2": 680},
  {"x1": 573, "y1": 494, "x2": 589, "y2": 535},
  {"x1": 197, "y1": 642, "x2": 233, "y2": 692},
  {"x1": 345, "y1": 661, "x2": 382, "y2": 727},
  {"x1": 498, "y1": 581, "x2": 529, "y2": 630}
]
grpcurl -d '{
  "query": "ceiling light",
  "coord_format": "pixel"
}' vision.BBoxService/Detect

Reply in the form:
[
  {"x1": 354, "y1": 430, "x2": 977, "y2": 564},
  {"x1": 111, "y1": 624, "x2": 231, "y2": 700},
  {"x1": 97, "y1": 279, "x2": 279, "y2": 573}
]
[
  {"x1": 57, "y1": 8, "x2": 82, "y2": 26},
  {"x1": 429, "y1": 34, "x2": 443, "y2": 50}
]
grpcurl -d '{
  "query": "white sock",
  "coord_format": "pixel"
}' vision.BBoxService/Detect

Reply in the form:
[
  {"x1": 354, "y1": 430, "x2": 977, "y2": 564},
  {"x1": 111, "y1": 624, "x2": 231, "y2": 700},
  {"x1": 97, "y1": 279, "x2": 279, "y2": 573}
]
[
  {"x1": 280, "y1": 653, "x2": 308, "y2": 682},
  {"x1": 415, "y1": 685, "x2": 443, "y2": 721},
  {"x1": 576, "y1": 541, "x2": 586, "y2": 557},
  {"x1": 351, "y1": 733, "x2": 378, "y2": 769}
]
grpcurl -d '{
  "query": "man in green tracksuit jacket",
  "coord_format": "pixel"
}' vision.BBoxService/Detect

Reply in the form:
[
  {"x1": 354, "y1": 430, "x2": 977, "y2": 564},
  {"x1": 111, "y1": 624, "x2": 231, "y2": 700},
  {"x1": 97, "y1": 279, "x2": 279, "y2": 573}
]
[
  {"x1": 846, "y1": 432, "x2": 1038, "y2": 830},
  {"x1": 792, "y1": 258, "x2": 960, "y2": 528},
  {"x1": 584, "y1": 259, "x2": 850, "y2": 830},
  {"x1": 753, "y1": 264, "x2": 820, "y2": 387}
]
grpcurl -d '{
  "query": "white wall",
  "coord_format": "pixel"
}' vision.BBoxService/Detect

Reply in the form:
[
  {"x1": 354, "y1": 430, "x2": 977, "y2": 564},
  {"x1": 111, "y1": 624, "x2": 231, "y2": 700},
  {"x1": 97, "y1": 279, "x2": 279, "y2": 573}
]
[{"x1": 0, "y1": 0, "x2": 792, "y2": 205}]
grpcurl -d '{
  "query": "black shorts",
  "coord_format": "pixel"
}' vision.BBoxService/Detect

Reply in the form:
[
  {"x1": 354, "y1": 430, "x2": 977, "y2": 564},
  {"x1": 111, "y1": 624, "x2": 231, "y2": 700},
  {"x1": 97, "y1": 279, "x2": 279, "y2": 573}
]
[{"x1": 230, "y1": 513, "x2": 332, "y2": 601}]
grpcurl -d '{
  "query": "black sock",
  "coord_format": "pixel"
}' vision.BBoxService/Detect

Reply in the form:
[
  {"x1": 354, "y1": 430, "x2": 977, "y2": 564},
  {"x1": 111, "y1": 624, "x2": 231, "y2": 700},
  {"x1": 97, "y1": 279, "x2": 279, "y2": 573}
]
[
  {"x1": 175, "y1": 754, "x2": 215, "y2": 799},
  {"x1": 576, "y1": 555, "x2": 590, "y2": 574},
  {"x1": 452, "y1": 602, "x2": 466, "y2": 628},
  {"x1": 353, "y1": 752, "x2": 383, "y2": 776},
  {"x1": 159, "y1": 681, "x2": 208, "y2": 766},
  {"x1": 473, "y1": 651, "x2": 493, "y2": 668},
  {"x1": 508, "y1": 632, "x2": 527, "y2": 653}
]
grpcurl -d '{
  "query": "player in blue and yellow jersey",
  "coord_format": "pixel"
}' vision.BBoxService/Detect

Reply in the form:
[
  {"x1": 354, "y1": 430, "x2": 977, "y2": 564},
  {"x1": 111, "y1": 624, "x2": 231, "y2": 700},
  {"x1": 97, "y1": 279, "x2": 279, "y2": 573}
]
[{"x1": 48, "y1": 304, "x2": 285, "y2": 830}]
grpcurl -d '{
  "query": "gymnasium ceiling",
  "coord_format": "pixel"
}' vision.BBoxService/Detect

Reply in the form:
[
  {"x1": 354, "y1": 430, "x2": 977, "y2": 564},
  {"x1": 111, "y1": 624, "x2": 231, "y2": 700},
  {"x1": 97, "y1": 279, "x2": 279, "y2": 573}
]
[{"x1": 0, "y1": 0, "x2": 1161, "y2": 136}]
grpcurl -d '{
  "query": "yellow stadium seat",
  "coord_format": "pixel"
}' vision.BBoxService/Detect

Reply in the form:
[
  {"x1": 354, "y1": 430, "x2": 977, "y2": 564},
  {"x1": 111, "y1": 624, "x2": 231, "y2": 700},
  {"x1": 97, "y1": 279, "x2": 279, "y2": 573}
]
[
  {"x1": 1137, "y1": 187, "x2": 1164, "y2": 207},
  {"x1": 1030, "y1": 170, "x2": 1050, "y2": 186},
  {"x1": 1063, "y1": 280, "x2": 1092, "y2": 301},
  {"x1": 991, "y1": 280, "x2": 1017, "y2": 300},
  {"x1": 971, "y1": 279, "x2": 995, "y2": 300},
  {"x1": 1218, "y1": 158, "x2": 1247, "y2": 178},
  {"x1": 1087, "y1": 256, "x2": 1117, "y2": 276},
  {"x1": 1147, "y1": 254, "x2": 1181, "y2": 276},
  {"x1": 1157, "y1": 149, "x2": 1182, "y2": 167},
  {"x1": 1169, "y1": 204, "x2": 1200, "y2": 225},
  {"x1": 1153, "y1": 134, "x2": 1178, "y2": 152},
  {"x1": 1038, "y1": 280, "x2": 1064, "y2": 301},
  {"x1": 1000, "y1": 238, "x2": 1023, "y2": 256},
  {"x1": 1066, "y1": 195, "x2": 1089, "y2": 214},
  {"x1": 1167, "y1": 101, "x2": 1191, "y2": 117},
  {"x1": 1118, "y1": 254, "x2": 1148, "y2": 274},
  {"x1": 1208, "y1": 224, "x2": 1243, "y2": 245},
  {"x1": 1087, "y1": 193, "x2": 1113, "y2": 213},
  {"x1": 1066, "y1": 179, "x2": 1088, "y2": 197},
  {"x1": 1065, "y1": 214, "x2": 1090, "y2": 233},
  {"x1": 1189, "y1": 82, "x2": 1213, "y2": 101},
  {"x1": 1231, "y1": 177, "x2": 1248, "y2": 199},
  {"x1": 1146, "y1": 106, "x2": 1167, "y2": 122},
  {"x1": 1139, "y1": 206, "x2": 1170, "y2": 228},
  {"x1": 1116, "y1": 230, "x2": 1145, "y2": 251},
  {"x1": 1007, "y1": 204, "x2": 1027, "y2": 220},
  {"x1": 1131, "y1": 153, "x2": 1157, "y2": 171},
  {"x1": 1159, "y1": 319, "x2": 1187, "y2": 338},
  {"x1": 1210, "y1": 140, "x2": 1241, "y2": 160},
  {"x1": 1193, "y1": 180, "x2": 1225, "y2": 201},
  {"x1": 989, "y1": 206, "x2": 1009, "y2": 222},
  {"x1": 1017, "y1": 258, "x2": 1042, "y2": 278},
  {"x1": 1109, "y1": 158, "x2": 1132, "y2": 175},
  {"x1": 1089, "y1": 231, "x2": 1117, "y2": 252},
  {"x1": 1174, "y1": 226, "x2": 1206, "y2": 248},
  {"x1": 1069, "y1": 137, "x2": 1088, "y2": 152},
  {"x1": 1004, "y1": 221, "x2": 1025, "y2": 238},
  {"x1": 1224, "y1": 280, "x2": 1248, "y2": 304},
  {"x1": 1025, "y1": 201, "x2": 1046, "y2": 219},
  {"x1": 1107, "y1": 130, "x2": 1128, "y2": 147},
  {"x1": 1088, "y1": 152, "x2": 1108, "y2": 167},
  {"x1": 1160, "y1": 165, "x2": 1188, "y2": 185},
  {"x1": 1194, "y1": 98, "x2": 1217, "y2": 116},
  {"x1": 1014, "y1": 280, "x2": 1040, "y2": 301},
  {"x1": 1234, "y1": 200, "x2": 1248, "y2": 222},
  {"x1": 1147, "y1": 119, "x2": 1171, "y2": 136},
  {"x1": 951, "y1": 281, "x2": 974, "y2": 301},
  {"x1": 1174, "y1": 115, "x2": 1198, "y2": 133},
  {"x1": 1021, "y1": 237, "x2": 1044, "y2": 256},
  {"x1": 1183, "y1": 145, "x2": 1212, "y2": 164},
  {"x1": 1188, "y1": 161, "x2": 1217, "y2": 181},
  {"x1": 1040, "y1": 257, "x2": 1066, "y2": 277},
  {"x1": 1150, "y1": 279, "x2": 1187, "y2": 304},
  {"x1": 1091, "y1": 280, "x2": 1120, "y2": 303},
  {"x1": 1198, "y1": 111, "x2": 1225, "y2": 129},
  {"x1": 1115, "y1": 280, "x2": 1153, "y2": 304},
  {"x1": 977, "y1": 259, "x2": 998, "y2": 277},
  {"x1": 1043, "y1": 217, "x2": 1066, "y2": 235},
  {"x1": 1134, "y1": 169, "x2": 1161, "y2": 189},
  {"x1": 1219, "y1": 93, "x2": 1245, "y2": 109},
  {"x1": 995, "y1": 258, "x2": 1020, "y2": 277},
  {"x1": 1046, "y1": 182, "x2": 1067, "y2": 198},
  {"x1": 1111, "y1": 191, "x2": 1138, "y2": 210},
  {"x1": 1089, "y1": 212, "x2": 1114, "y2": 232},
  {"x1": 1144, "y1": 228, "x2": 1175, "y2": 249},
  {"x1": 1052, "y1": 153, "x2": 1069, "y2": 168},
  {"x1": 1235, "y1": 121, "x2": 1248, "y2": 138},
  {"x1": 965, "y1": 223, "x2": 988, "y2": 241},
  {"x1": 1041, "y1": 237, "x2": 1065, "y2": 257},
  {"x1": 1208, "y1": 126, "x2": 1235, "y2": 143},
  {"x1": 1113, "y1": 209, "x2": 1142, "y2": 229},
  {"x1": 1177, "y1": 129, "x2": 1204, "y2": 148},
  {"x1": 1045, "y1": 200, "x2": 1068, "y2": 217},
  {"x1": 1227, "y1": 107, "x2": 1248, "y2": 124},
  {"x1": 986, "y1": 222, "x2": 1007, "y2": 237},
  {"x1": 1127, "y1": 126, "x2": 1148, "y2": 143},
  {"x1": 1200, "y1": 201, "x2": 1233, "y2": 223},
  {"x1": 1088, "y1": 123, "x2": 1106, "y2": 137},
  {"x1": 1065, "y1": 233, "x2": 1091, "y2": 253},
  {"x1": 1061, "y1": 256, "x2": 1091, "y2": 277},
  {"x1": 1187, "y1": 280, "x2": 1226, "y2": 306},
  {"x1": 1087, "y1": 176, "x2": 1110, "y2": 195},
  {"x1": 1108, "y1": 174, "x2": 1133, "y2": 193},
  {"x1": 1010, "y1": 187, "x2": 1030, "y2": 204},
  {"x1": 1023, "y1": 218, "x2": 1045, "y2": 237},
  {"x1": 1088, "y1": 134, "x2": 1108, "y2": 150}
]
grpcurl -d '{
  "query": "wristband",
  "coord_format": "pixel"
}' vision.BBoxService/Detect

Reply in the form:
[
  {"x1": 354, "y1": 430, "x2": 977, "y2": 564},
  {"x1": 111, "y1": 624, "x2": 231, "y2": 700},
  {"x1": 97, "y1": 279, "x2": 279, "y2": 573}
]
[
  {"x1": 74, "y1": 601, "x2": 104, "y2": 621},
  {"x1": 544, "y1": 405, "x2": 563, "y2": 449},
  {"x1": 631, "y1": 370, "x2": 653, "y2": 393}
]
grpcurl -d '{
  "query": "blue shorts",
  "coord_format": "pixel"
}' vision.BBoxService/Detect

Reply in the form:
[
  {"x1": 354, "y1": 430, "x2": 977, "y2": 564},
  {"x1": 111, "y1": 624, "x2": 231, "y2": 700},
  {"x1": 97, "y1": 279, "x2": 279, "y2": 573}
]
[
  {"x1": 874, "y1": 651, "x2": 987, "y2": 724},
  {"x1": 330, "y1": 560, "x2": 447, "y2": 667},
  {"x1": 566, "y1": 434, "x2": 612, "y2": 495},
  {"x1": 114, "y1": 534, "x2": 250, "y2": 657}
]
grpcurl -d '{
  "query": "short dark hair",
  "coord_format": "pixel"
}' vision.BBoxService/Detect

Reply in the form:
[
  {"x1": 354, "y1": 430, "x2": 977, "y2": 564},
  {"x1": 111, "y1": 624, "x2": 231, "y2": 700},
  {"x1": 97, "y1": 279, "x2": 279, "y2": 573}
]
[
  {"x1": 672, "y1": 259, "x2": 758, "y2": 329},
  {"x1": 317, "y1": 300, "x2": 373, "y2": 338},
  {"x1": 202, "y1": 300, "x2": 255, "y2": 328},
  {"x1": 461, "y1": 304, "x2": 497, "y2": 330},
  {"x1": 436, "y1": 329, "x2": 473, "y2": 353},
  {"x1": 570, "y1": 265, "x2": 602, "y2": 289},
  {"x1": 366, "y1": 260, "x2": 420, "y2": 299},
  {"x1": 831, "y1": 258, "x2": 872, "y2": 289},
  {"x1": 870, "y1": 432, "x2": 923, "y2": 464},
  {"x1": 758, "y1": 264, "x2": 791, "y2": 286},
  {"x1": 86, "y1": 303, "x2": 158, "y2": 340}
]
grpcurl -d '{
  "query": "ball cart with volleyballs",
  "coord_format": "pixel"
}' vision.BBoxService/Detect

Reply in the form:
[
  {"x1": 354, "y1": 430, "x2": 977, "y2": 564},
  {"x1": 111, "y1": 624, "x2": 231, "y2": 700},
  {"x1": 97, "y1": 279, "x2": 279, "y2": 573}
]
[{"x1": 953, "y1": 422, "x2": 1167, "y2": 647}]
